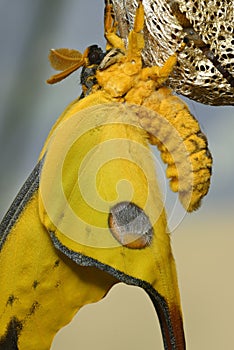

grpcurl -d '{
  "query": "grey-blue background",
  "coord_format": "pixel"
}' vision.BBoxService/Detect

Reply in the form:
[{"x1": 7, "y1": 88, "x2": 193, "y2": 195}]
[{"x1": 0, "y1": 1, "x2": 233, "y2": 349}]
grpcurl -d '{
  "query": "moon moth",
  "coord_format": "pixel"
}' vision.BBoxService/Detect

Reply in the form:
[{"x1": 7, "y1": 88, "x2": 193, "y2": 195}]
[{"x1": 0, "y1": 1, "x2": 213, "y2": 349}]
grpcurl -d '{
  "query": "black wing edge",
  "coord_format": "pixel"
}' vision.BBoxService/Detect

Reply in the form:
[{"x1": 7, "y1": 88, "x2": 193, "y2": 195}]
[
  {"x1": 50, "y1": 232, "x2": 186, "y2": 350},
  {"x1": 0, "y1": 160, "x2": 42, "y2": 250}
]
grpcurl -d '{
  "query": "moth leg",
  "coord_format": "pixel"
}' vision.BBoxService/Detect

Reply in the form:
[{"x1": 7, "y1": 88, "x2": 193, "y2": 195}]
[
  {"x1": 127, "y1": 1, "x2": 145, "y2": 60},
  {"x1": 141, "y1": 36, "x2": 186, "y2": 86},
  {"x1": 104, "y1": 0, "x2": 125, "y2": 51},
  {"x1": 140, "y1": 54, "x2": 177, "y2": 87},
  {"x1": 154, "y1": 41, "x2": 186, "y2": 85}
]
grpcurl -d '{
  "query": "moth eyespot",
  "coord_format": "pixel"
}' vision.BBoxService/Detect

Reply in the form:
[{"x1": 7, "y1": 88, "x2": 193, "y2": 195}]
[{"x1": 108, "y1": 201, "x2": 153, "y2": 249}]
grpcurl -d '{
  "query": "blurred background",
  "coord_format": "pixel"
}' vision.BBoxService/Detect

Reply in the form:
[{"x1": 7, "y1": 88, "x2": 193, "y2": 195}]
[{"x1": 0, "y1": 0, "x2": 233, "y2": 349}]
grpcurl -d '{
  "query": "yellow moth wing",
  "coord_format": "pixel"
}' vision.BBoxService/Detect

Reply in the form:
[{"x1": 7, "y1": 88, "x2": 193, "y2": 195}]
[
  {"x1": 39, "y1": 102, "x2": 180, "y2": 302},
  {"x1": 0, "y1": 170, "x2": 116, "y2": 349},
  {"x1": 38, "y1": 102, "x2": 185, "y2": 347},
  {"x1": 39, "y1": 91, "x2": 112, "y2": 160}
]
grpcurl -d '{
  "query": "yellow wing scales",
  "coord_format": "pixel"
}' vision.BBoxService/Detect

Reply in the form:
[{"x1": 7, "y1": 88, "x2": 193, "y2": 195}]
[{"x1": 0, "y1": 189, "x2": 117, "y2": 349}]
